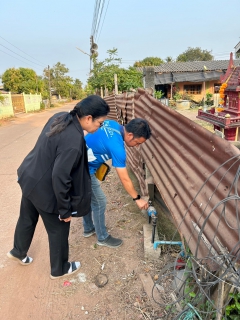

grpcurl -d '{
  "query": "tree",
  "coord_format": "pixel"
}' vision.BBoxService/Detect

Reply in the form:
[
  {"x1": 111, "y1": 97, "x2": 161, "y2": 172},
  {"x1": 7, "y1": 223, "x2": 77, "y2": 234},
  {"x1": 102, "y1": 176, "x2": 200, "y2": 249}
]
[
  {"x1": 1, "y1": 67, "x2": 43, "y2": 94},
  {"x1": 71, "y1": 79, "x2": 86, "y2": 100},
  {"x1": 2, "y1": 68, "x2": 22, "y2": 92},
  {"x1": 165, "y1": 56, "x2": 175, "y2": 63},
  {"x1": 176, "y1": 47, "x2": 214, "y2": 62},
  {"x1": 133, "y1": 57, "x2": 163, "y2": 67},
  {"x1": 43, "y1": 62, "x2": 73, "y2": 98},
  {"x1": 88, "y1": 48, "x2": 142, "y2": 93}
]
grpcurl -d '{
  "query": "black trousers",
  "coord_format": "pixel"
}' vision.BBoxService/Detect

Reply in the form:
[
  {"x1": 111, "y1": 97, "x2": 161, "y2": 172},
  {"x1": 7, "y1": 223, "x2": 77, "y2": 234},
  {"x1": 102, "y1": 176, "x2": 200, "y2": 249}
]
[{"x1": 10, "y1": 196, "x2": 70, "y2": 277}]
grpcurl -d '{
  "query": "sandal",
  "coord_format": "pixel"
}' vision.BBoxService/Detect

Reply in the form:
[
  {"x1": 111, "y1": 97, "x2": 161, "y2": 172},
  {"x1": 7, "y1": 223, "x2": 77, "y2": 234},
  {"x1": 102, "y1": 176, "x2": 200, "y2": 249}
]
[
  {"x1": 7, "y1": 251, "x2": 33, "y2": 265},
  {"x1": 50, "y1": 261, "x2": 81, "y2": 280}
]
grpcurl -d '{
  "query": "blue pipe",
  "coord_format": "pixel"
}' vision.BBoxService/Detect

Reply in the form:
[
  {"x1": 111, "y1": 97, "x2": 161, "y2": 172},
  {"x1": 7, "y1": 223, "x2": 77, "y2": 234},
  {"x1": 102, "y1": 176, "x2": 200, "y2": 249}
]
[{"x1": 153, "y1": 240, "x2": 183, "y2": 250}]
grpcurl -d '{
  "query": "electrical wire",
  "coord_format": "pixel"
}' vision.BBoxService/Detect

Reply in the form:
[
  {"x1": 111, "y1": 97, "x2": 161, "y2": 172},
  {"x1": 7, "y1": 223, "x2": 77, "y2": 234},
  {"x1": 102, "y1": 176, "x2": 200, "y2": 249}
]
[
  {"x1": 94, "y1": 0, "x2": 105, "y2": 40},
  {"x1": 0, "y1": 35, "x2": 45, "y2": 65},
  {"x1": 0, "y1": 48, "x2": 43, "y2": 71},
  {"x1": 91, "y1": 0, "x2": 110, "y2": 46},
  {"x1": 96, "y1": 0, "x2": 110, "y2": 43},
  {"x1": 91, "y1": 0, "x2": 102, "y2": 39},
  {"x1": 0, "y1": 43, "x2": 45, "y2": 68}
]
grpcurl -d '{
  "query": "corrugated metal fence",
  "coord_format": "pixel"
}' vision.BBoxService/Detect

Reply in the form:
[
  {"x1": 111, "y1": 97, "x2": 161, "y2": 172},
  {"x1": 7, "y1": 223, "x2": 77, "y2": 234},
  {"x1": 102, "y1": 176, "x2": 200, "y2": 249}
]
[{"x1": 104, "y1": 88, "x2": 240, "y2": 262}]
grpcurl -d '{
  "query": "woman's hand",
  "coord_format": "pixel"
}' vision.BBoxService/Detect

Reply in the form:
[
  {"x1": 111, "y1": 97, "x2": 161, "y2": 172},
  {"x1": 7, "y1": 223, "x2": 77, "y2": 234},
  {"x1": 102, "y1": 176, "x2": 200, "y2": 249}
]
[{"x1": 59, "y1": 216, "x2": 72, "y2": 222}]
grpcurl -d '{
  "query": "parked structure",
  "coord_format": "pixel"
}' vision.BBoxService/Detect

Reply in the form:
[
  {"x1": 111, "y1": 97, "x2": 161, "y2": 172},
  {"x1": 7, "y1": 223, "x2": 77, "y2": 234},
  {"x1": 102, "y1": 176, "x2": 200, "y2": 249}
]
[
  {"x1": 197, "y1": 53, "x2": 240, "y2": 141},
  {"x1": 139, "y1": 58, "x2": 240, "y2": 102}
]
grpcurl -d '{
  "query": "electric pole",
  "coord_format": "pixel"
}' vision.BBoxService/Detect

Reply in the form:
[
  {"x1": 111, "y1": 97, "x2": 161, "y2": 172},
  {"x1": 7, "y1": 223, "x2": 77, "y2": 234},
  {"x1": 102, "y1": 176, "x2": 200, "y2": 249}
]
[
  {"x1": 114, "y1": 74, "x2": 118, "y2": 95},
  {"x1": 48, "y1": 65, "x2": 51, "y2": 106}
]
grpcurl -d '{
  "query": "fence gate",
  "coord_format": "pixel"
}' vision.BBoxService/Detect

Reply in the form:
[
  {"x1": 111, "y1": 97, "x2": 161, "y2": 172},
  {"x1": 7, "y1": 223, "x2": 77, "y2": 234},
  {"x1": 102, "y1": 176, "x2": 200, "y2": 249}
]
[{"x1": 11, "y1": 94, "x2": 25, "y2": 114}]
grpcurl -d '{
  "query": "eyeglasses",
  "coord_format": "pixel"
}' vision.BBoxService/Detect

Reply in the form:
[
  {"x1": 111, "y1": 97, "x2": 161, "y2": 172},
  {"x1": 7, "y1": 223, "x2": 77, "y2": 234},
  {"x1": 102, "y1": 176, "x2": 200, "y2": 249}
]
[{"x1": 97, "y1": 120, "x2": 104, "y2": 127}]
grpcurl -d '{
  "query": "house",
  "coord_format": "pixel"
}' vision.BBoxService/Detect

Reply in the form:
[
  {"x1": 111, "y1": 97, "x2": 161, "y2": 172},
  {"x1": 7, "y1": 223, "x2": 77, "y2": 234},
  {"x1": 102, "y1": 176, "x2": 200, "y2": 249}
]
[
  {"x1": 235, "y1": 41, "x2": 240, "y2": 58},
  {"x1": 139, "y1": 58, "x2": 240, "y2": 103}
]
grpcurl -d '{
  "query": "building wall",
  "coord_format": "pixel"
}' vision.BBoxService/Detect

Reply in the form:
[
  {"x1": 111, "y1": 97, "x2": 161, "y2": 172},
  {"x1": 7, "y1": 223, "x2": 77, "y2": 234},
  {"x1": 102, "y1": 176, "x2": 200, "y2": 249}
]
[
  {"x1": 23, "y1": 93, "x2": 42, "y2": 112},
  {"x1": 144, "y1": 67, "x2": 155, "y2": 89},
  {"x1": 0, "y1": 93, "x2": 14, "y2": 118},
  {"x1": 0, "y1": 93, "x2": 42, "y2": 119},
  {"x1": 167, "y1": 80, "x2": 221, "y2": 102}
]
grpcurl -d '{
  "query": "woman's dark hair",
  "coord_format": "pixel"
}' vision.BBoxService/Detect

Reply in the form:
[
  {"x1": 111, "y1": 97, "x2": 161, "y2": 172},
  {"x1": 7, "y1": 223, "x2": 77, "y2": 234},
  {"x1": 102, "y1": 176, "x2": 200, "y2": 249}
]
[
  {"x1": 47, "y1": 95, "x2": 110, "y2": 137},
  {"x1": 125, "y1": 118, "x2": 151, "y2": 140}
]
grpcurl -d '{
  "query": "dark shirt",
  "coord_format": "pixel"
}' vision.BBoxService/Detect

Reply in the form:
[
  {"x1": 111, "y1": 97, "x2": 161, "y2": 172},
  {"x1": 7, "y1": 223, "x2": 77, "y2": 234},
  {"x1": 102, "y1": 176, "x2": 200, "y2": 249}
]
[{"x1": 17, "y1": 112, "x2": 91, "y2": 218}]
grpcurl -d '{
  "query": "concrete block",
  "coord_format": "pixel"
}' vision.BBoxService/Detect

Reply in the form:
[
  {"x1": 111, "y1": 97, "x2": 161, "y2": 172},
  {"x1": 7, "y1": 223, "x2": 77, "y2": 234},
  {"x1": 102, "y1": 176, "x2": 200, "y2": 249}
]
[
  {"x1": 143, "y1": 223, "x2": 161, "y2": 260},
  {"x1": 139, "y1": 273, "x2": 164, "y2": 307}
]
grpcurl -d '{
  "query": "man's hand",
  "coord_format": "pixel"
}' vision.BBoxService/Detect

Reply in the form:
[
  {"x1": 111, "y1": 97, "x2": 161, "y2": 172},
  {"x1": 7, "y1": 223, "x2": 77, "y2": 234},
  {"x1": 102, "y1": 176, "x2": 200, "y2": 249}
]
[
  {"x1": 135, "y1": 198, "x2": 149, "y2": 210},
  {"x1": 115, "y1": 168, "x2": 149, "y2": 210}
]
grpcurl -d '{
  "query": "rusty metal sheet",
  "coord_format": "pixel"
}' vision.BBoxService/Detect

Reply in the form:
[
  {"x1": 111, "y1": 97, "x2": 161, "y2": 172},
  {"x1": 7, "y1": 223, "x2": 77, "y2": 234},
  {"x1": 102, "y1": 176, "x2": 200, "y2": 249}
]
[
  {"x1": 106, "y1": 88, "x2": 240, "y2": 261},
  {"x1": 103, "y1": 95, "x2": 118, "y2": 121},
  {"x1": 126, "y1": 146, "x2": 147, "y2": 195}
]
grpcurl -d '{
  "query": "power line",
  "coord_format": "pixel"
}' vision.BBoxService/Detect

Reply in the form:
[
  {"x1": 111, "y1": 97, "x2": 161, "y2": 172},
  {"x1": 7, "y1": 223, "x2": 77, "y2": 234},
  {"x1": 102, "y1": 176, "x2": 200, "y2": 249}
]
[
  {"x1": 0, "y1": 43, "x2": 45, "y2": 68},
  {"x1": 0, "y1": 35, "x2": 46, "y2": 66},
  {"x1": 96, "y1": 0, "x2": 110, "y2": 42},
  {"x1": 92, "y1": 0, "x2": 101, "y2": 38},
  {"x1": 95, "y1": 0, "x2": 105, "y2": 39},
  {"x1": 0, "y1": 48, "x2": 43, "y2": 71}
]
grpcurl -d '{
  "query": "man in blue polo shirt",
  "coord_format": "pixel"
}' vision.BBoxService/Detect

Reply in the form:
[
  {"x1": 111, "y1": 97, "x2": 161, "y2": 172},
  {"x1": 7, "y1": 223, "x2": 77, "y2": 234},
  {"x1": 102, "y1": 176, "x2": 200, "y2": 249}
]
[{"x1": 84, "y1": 118, "x2": 151, "y2": 248}]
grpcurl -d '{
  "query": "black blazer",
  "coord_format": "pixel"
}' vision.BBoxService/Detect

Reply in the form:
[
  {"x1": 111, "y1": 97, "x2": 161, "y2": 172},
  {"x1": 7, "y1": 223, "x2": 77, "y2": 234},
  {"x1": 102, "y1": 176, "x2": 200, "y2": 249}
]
[{"x1": 17, "y1": 112, "x2": 91, "y2": 218}]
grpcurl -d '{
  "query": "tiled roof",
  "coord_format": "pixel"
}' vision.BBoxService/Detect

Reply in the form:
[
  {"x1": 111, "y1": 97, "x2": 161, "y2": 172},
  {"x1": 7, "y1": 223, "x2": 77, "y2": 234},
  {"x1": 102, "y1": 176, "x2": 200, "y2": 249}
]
[
  {"x1": 234, "y1": 41, "x2": 240, "y2": 49},
  {"x1": 137, "y1": 59, "x2": 240, "y2": 73},
  {"x1": 225, "y1": 66, "x2": 240, "y2": 89}
]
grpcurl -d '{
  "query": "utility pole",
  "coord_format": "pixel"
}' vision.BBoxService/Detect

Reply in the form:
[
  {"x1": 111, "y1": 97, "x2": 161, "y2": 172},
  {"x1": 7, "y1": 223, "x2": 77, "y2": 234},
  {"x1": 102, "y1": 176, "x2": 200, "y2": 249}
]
[
  {"x1": 48, "y1": 65, "x2": 51, "y2": 106},
  {"x1": 114, "y1": 74, "x2": 118, "y2": 95}
]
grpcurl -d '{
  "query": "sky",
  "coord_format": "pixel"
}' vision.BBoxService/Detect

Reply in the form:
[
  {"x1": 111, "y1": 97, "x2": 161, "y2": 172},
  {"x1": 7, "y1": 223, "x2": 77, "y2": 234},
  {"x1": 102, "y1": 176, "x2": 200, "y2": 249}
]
[{"x1": 0, "y1": 0, "x2": 240, "y2": 86}]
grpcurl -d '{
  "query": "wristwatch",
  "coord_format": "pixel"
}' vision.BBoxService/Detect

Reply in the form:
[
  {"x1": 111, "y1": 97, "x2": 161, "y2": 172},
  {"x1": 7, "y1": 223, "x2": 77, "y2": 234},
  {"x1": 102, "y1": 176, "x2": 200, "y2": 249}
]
[{"x1": 133, "y1": 194, "x2": 141, "y2": 201}]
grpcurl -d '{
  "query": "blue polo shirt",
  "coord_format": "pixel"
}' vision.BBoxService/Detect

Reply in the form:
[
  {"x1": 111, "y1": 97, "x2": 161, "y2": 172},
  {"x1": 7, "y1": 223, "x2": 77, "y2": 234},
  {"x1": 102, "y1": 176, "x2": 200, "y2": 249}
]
[{"x1": 85, "y1": 120, "x2": 126, "y2": 175}]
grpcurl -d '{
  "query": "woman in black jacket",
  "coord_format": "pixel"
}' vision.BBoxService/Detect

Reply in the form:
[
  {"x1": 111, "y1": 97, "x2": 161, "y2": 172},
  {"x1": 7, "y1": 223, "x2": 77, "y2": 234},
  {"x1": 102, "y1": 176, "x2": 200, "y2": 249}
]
[{"x1": 7, "y1": 95, "x2": 110, "y2": 279}]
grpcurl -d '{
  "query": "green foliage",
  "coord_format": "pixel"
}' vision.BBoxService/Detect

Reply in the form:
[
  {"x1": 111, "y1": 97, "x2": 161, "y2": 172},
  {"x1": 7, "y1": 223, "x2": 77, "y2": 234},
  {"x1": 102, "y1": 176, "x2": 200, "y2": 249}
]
[
  {"x1": 1, "y1": 67, "x2": 42, "y2": 94},
  {"x1": 40, "y1": 102, "x2": 45, "y2": 110},
  {"x1": 173, "y1": 89, "x2": 192, "y2": 101},
  {"x1": 2, "y1": 68, "x2": 22, "y2": 92},
  {"x1": 225, "y1": 292, "x2": 240, "y2": 319},
  {"x1": 155, "y1": 90, "x2": 164, "y2": 99},
  {"x1": 43, "y1": 62, "x2": 73, "y2": 99},
  {"x1": 71, "y1": 79, "x2": 86, "y2": 100},
  {"x1": 0, "y1": 93, "x2": 5, "y2": 103},
  {"x1": 133, "y1": 56, "x2": 163, "y2": 67},
  {"x1": 176, "y1": 47, "x2": 214, "y2": 62},
  {"x1": 165, "y1": 56, "x2": 175, "y2": 63},
  {"x1": 205, "y1": 92, "x2": 213, "y2": 106},
  {"x1": 88, "y1": 48, "x2": 143, "y2": 93}
]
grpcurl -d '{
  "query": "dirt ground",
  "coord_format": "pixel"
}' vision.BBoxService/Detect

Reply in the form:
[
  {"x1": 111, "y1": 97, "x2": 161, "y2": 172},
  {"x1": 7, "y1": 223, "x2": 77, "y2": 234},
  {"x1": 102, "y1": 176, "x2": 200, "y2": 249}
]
[
  {"x1": 0, "y1": 105, "x2": 201, "y2": 320},
  {"x1": 0, "y1": 105, "x2": 168, "y2": 320}
]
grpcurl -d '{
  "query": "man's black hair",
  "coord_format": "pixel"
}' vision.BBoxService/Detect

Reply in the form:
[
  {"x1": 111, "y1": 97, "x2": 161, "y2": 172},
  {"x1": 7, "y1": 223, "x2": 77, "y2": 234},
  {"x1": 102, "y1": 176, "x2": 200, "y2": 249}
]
[{"x1": 125, "y1": 118, "x2": 151, "y2": 139}]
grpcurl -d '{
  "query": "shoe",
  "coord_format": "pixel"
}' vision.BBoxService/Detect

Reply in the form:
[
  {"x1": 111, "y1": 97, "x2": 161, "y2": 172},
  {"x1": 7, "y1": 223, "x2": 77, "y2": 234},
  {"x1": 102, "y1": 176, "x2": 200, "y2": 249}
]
[
  {"x1": 83, "y1": 229, "x2": 96, "y2": 238},
  {"x1": 97, "y1": 235, "x2": 123, "y2": 248},
  {"x1": 50, "y1": 261, "x2": 81, "y2": 280},
  {"x1": 7, "y1": 251, "x2": 33, "y2": 265}
]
